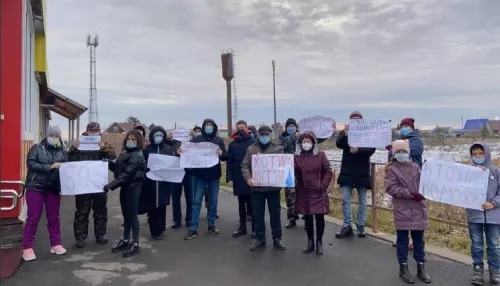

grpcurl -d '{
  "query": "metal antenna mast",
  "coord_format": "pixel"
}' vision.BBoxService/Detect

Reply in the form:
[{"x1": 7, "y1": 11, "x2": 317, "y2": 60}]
[
  {"x1": 232, "y1": 55, "x2": 238, "y2": 124},
  {"x1": 87, "y1": 34, "x2": 99, "y2": 123},
  {"x1": 221, "y1": 50, "x2": 234, "y2": 137}
]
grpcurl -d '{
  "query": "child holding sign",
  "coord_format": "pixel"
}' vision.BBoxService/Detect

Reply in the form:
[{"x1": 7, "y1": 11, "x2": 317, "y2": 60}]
[{"x1": 384, "y1": 140, "x2": 431, "y2": 284}]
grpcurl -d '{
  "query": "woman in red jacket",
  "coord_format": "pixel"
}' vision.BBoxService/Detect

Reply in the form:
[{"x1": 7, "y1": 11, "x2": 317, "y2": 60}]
[{"x1": 294, "y1": 131, "x2": 333, "y2": 255}]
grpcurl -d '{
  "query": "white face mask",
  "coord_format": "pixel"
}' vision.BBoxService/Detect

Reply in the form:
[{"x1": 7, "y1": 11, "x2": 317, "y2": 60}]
[{"x1": 302, "y1": 142, "x2": 313, "y2": 151}]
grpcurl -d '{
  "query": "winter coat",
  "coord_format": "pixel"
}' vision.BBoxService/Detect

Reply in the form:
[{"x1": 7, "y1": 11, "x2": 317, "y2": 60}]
[
  {"x1": 466, "y1": 142, "x2": 500, "y2": 225},
  {"x1": 26, "y1": 138, "x2": 68, "y2": 192},
  {"x1": 138, "y1": 126, "x2": 173, "y2": 214},
  {"x1": 241, "y1": 140, "x2": 284, "y2": 192},
  {"x1": 107, "y1": 144, "x2": 146, "y2": 191},
  {"x1": 388, "y1": 130, "x2": 424, "y2": 168},
  {"x1": 68, "y1": 133, "x2": 116, "y2": 162},
  {"x1": 226, "y1": 131, "x2": 254, "y2": 196},
  {"x1": 385, "y1": 160, "x2": 429, "y2": 230},
  {"x1": 189, "y1": 119, "x2": 227, "y2": 180},
  {"x1": 336, "y1": 130, "x2": 376, "y2": 189},
  {"x1": 294, "y1": 131, "x2": 333, "y2": 215}
]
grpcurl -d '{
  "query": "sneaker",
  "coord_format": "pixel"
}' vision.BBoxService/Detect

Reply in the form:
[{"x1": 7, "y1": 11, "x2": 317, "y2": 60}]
[
  {"x1": 50, "y1": 245, "x2": 67, "y2": 255},
  {"x1": 184, "y1": 230, "x2": 198, "y2": 240},
  {"x1": 112, "y1": 239, "x2": 130, "y2": 253},
  {"x1": 22, "y1": 248, "x2": 36, "y2": 261},
  {"x1": 208, "y1": 226, "x2": 219, "y2": 235}
]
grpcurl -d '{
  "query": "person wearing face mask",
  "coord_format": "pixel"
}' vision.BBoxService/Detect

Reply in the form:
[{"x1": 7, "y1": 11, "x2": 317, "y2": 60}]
[
  {"x1": 22, "y1": 126, "x2": 68, "y2": 262},
  {"x1": 384, "y1": 140, "x2": 431, "y2": 284},
  {"x1": 294, "y1": 131, "x2": 333, "y2": 255},
  {"x1": 69, "y1": 122, "x2": 117, "y2": 248},
  {"x1": 103, "y1": 129, "x2": 146, "y2": 257},
  {"x1": 241, "y1": 125, "x2": 286, "y2": 251},
  {"x1": 226, "y1": 120, "x2": 256, "y2": 238},
  {"x1": 178, "y1": 119, "x2": 227, "y2": 240},
  {"x1": 138, "y1": 126, "x2": 174, "y2": 240},
  {"x1": 466, "y1": 142, "x2": 500, "y2": 285},
  {"x1": 248, "y1": 125, "x2": 258, "y2": 141}
]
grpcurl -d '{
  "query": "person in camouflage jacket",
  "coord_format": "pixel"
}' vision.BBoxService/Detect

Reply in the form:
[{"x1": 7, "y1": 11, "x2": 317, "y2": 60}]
[{"x1": 68, "y1": 122, "x2": 116, "y2": 248}]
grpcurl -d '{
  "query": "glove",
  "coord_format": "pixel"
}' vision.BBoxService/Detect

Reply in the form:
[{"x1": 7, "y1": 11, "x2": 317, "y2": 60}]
[
  {"x1": 103, "y1": 184, "x2": 109, "y2": 193},
  {"x1": 411, "y1": 192, "x2": 425, "y2": 201}
]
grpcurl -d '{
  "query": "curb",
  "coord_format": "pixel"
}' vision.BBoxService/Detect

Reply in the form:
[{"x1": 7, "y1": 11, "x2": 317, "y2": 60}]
[{"x1": 219, "y1": 185, "x2": 473, "y2": 267}]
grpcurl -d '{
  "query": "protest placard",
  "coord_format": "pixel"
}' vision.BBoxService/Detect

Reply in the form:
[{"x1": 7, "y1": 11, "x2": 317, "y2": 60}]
[
  {"x1": 418, "y1": 158, "x2": 489, "y2": 210},
  {"x1": 78, "y1": 135, "x2": 101, "y2": 151},
  {"x1": 347, "y1": 119, "x2": 392, "y2": 148},
  {"x1": 180, "y1": 142, "x2": 219, "y2": 168},
  {"x1": 59, "y1": 161, "x2": 108, "y2": 195},
  {"x1": 251, "y1": 154, "x2": 295, "y2": 187},
  {"x1": 298, "y1": 115, "x2": 335, "y2": 138},
  {"x1": 173, "y1": 129, "x2": 191, "y2": 142},
  {"x1": 147, "y1": 153, "x2": 185, "y2": 183}
]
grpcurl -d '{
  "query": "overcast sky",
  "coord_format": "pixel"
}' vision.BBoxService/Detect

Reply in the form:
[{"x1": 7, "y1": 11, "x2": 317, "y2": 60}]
[{"x1": 46, "y1": 0, "x2": 500, "y2": 133}]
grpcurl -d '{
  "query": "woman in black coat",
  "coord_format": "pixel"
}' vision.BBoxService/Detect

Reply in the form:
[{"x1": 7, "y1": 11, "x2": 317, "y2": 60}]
[
  {"x1": 139, "y1": 126, "x2": 174, "y2": 240},
  {"x1": 104, "y1": 129, "x2": 146, "y2": 257}
]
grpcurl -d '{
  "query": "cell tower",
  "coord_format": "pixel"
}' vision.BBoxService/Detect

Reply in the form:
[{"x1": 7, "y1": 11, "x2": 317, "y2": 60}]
[
  {"x1": 232, "y1": 55, "x2": 238, "y2": 124},
  {"x1": 221, "y1": 50, "x2": 234, "y2": 136},
  {"x1": 87, "y1": 34, "x2": 99, "y2": 123}
]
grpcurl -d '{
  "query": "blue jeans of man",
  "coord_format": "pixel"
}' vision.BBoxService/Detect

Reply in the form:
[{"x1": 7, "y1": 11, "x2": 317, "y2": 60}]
[
  {"x1": 190, "y1": 177, "x2": 220, "y2": 231},
  {"x1": 341, "y1": 185, "x2": 368, "y2": 227},
  {"x1": 396, "y1": 230, "x2": 425, "y2": 264},
  {"x1": 252, "y1": 190, "x2": 282, "y2": 242},
  {"x1": 469, "y1": 223, "x2": 500, "y2": 270},
  {"x1": 172, "y1": 174, "x2": 193, "y2": 225}
]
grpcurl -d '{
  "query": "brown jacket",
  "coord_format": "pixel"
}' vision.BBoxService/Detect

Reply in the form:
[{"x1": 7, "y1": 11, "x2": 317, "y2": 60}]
[{"x1": 241, "y1": 140, "x2": 284, "y2": 192}]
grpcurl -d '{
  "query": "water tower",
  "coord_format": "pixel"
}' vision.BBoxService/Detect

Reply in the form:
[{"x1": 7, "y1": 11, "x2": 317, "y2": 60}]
[{"x1": 221, "y1": 51, "x2": 234, "y2": 136}]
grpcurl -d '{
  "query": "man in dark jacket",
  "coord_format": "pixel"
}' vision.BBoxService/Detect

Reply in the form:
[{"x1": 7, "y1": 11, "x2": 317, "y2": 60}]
[
  {"x1": 335, "y1": 111, "x2": 376, "y2": 239},
  {"x1": 69, "y1": 122, "x2": 116, "y2": 248},
  {"x1": 139, "y1": 126, "x2": 173, "y2": 240},
  {"x1": 181, "y1": 119, "x2": 227, "y2": 240},
  {"x1": 227, "y1": 120, "x2": 256, "y2": 238}
]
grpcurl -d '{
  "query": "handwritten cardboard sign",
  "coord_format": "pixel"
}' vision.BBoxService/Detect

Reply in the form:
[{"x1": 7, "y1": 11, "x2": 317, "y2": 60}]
[
  {"x1": 180, "y1": 142, "x2": 219, "y2": 168},
  {"x1": 298, "y1": 115, "x2": 335, "y2": 139},
  {"x1": 251, "y1": 154, "x2": 295, "y2": 187},
  {"x1": 173, "y1": 129, "x2": 191, "y2": 142},
  {"x1": 59, "y1": 161, "x2": 108, "y2": 195},
  {"x1": 418, "y1": 158, "x2": 489, "y2": 210},
  {"x1": 147, "y1": 153, "x2": 185, "y2": 183},
  {"x1": 347, "y1": 119, "x2": 392, "y2": 148},
  {"x1": 78, "y1": 135, "x2": 101, "y2": 151}
]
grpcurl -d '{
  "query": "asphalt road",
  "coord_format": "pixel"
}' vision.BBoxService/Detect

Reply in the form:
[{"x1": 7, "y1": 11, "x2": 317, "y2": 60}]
[{"x1": 3, "y1": 189, "x2": 474, "y2": 286}]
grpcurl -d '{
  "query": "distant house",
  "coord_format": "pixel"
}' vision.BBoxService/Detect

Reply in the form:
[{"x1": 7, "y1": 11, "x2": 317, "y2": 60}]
[
  {"x1": 418, "y1": 125, "x2": 437, "y2": 135},
  {"x1": 489, "y1": 120, "x2": 500, "y2": 135},
  {"x1": 104, "y1": 122, "x2": 148, "y2": 135},
  {"x1": 463, "y1": 119, "x2": 491, "y2": 132}
]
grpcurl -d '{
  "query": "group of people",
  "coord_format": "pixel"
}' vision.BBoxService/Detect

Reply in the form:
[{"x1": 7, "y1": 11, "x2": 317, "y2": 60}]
[{"x1": 19, "y1": 111, "x2": 500, "y2": 285}]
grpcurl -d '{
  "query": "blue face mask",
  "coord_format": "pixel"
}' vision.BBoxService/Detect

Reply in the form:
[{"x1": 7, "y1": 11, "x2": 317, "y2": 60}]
[
  {"x1": 47, "y1": 137, "x2": 58, "y2": 146},
  {"x1": 153, "y1": 135, "x2": 164, "y2": 145},
  {"x1": 400, "y1": 127, "x2": 412, "y2": 137},
  {"x1": 259, "y1": 136, "x2": 270, "y2": 144},
  {"x1": 287, "y1": 127, "x2": 296, "y2": 135},
  {"x1": 394, "y1": 153, "x2": 409, "y2": 163},
  {"x1": 126, "y1": 141, "x2": 137, "y2": 149},
  {"x1": 204, "y1": 126, "x2": 214, "y2": 134},
  {"x1": 194, "y1": 132, "x2": 202, "y2": 137},
  {"x1": 472, "y1": 157, "x2": 486, "y2": 165}
]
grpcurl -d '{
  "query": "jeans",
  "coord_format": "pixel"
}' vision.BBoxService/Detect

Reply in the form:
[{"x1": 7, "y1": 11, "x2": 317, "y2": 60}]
[
  {"x1": 172, "y1": 174, "x2": 193, "y2": 225},
  {"x1": 190, "y1": 178, "x2": 220, "y2": 231},
  {"x1": 341, "y1": 185, "x2": 368, "y2": 227},
  {"x1": 396, "y1": 230, "x2": 425, "y2": 264},
  {"x1": 469, "y1": 223, "x2": 500, "y2": 270},
  {"x1": 120, "y1": 183, "x2": 142, "y2": 242},
  {"x1": 252, "y1": 190, "x2": 282, "y2": 241},
  {"x1": 22, "y1": 190, "x2": 62, "y2": 249}
]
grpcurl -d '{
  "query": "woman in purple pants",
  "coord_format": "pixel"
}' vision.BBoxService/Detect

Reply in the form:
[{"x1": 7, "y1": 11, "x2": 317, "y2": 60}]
[{"x1": 22, "y1": 126, "x2": 68, "y2": 261}]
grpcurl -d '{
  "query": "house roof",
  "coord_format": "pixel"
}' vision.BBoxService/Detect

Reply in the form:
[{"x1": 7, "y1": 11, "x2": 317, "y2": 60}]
[
  {"x1": 463, "y1": 119, "x2": 489, "y2": 131},
  {"x1": 490, "y1": 120, "x2": 500, "y2": 132},
  {"x1": 105, "y1": 122, "x2": 147, "y2": 133}
]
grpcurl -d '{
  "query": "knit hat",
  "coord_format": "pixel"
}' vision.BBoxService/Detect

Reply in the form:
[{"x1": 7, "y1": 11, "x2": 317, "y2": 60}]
[
  {"x1": 400, "y1": 118, "x2": 415, "y2": 130},
  {"x1": 46, "y1": 125, "x2": 61, "y2": 137},
  {"x1": 349, "y1": 111, "x2": 363, "y2": 119},
  {"x1": 258, "y1": 125, "x2": 273, "y2": 135},
  {"x1": 392, "y1": 139, "x2": 410, "y2": 155},
  {"x1": 285, "y1": 118, "x2": 298, "y2": 128},
  {"x1": 86, "y1": 122, "x2": 100, "y2": 130},
  {"x1": 193, "y1": 125, "x2": 201, "y2": 132}
]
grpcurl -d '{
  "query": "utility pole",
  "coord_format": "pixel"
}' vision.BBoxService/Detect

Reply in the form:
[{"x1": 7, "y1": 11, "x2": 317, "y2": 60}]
[
  {"x1": 87, "y1": 34, "x2": 99, "y2": 123},
  {"x1": 221, "y1": 51, "x2": 234, "y2": 137},
  {"x1": 272, "y1": 60, "x2": 277, "y2": 137}
]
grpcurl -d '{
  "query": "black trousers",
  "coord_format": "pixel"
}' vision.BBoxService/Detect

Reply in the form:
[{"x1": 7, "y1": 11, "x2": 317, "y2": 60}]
[
  {"x1": 252, "y1": 190, "x2": 282, "y2": 241},
  {"x1": 148, "y1": 205, "x2": 167, "y2": 237},
  {"x1": 304, "y1": 214, "x2": 325, "y2": 241},
  {"x1": 172, "y1": 174, "x2": 193, "y2": 224},
  {"x1": 237, "y1": 194, "x2": 254, "y2": 231},
  {"x1": 73, "y1": 193, "x2": 108, "y2": 240},
  {"x1": 120, "y1": 183, "x2": 142, "y2": 242}
]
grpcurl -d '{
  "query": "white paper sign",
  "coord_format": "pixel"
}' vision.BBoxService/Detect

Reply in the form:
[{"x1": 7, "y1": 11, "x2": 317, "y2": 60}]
[
  {"x1": 59, "y1": 161, "x2": 108, "y2": 195},
  {"x1": 418, "y1": 159, "x2": 489, "y2": 210},
  {"x1": 173, "y1": 129, "x2": 191, "y2": 142},
  {"x1": 180, "y1": 142, "x2": 219, "y2": 168},
  {"x1": 348, "y1": 119, "x2": 392, "y2": 148},
  {"x1": 78, "y1": 135, "x2": 101, "y2": 151},
  {"x1": 146, "y1": 153, "x2": 185, "y2": 183},
  {"x1": 298, "y1": 115, "x2": 335, "y2": 138},
  {"x1": 251, "y1": 154, "x2": 295, "y2": 187}
]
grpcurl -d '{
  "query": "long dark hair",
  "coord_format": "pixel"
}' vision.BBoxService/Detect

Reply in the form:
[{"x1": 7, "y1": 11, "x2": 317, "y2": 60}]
[{"x1": 123, "y1": 129, "x2": 144, "y2": 149}]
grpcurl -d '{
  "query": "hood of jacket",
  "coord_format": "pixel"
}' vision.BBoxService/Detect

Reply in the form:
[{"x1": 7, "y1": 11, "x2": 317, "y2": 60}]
[
  {"x1": 402, "y1": 129, "x2": 421, "y2": 139},
  {"x1": 248, "y1": 125, "x2": 258, "y2": 138},
  {"x1": 201, "y1": 119, "x2": 218, "y2": 137},
  {"x1": 295, "y1": 130, "x2": 319, "y2": 156},
  {"x1": 148, "y1": 126, "x2": 167, "y2": 146},
  {"x1": 470, "y1": 141, "x2": 492, "y2": 168}
]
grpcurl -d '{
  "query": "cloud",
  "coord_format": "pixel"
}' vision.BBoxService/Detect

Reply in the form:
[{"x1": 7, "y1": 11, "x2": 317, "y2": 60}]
[{"x1": 46, "y1": 0, "x2": 500, "y2": 133}]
